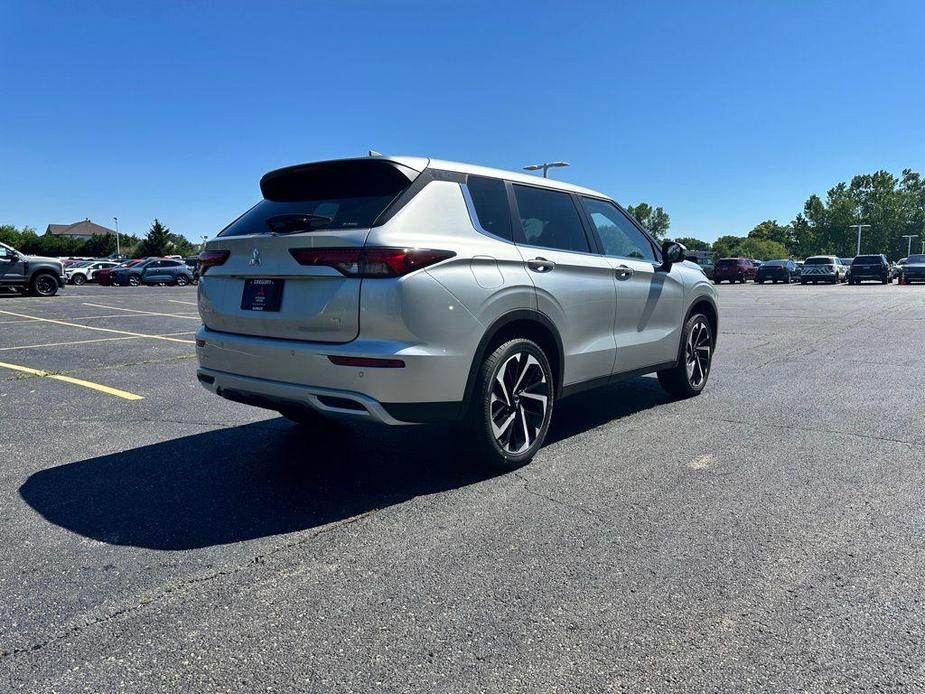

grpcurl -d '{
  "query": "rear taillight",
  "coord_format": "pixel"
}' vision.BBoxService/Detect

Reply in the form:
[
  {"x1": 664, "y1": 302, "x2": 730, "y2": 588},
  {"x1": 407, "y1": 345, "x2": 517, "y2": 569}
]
[
  {"x1": 198, "y1": 250, "x2": 229, "y2": 274},
  {"x1": 289, "y1": 247, "x2": 454, "y2": 278}
]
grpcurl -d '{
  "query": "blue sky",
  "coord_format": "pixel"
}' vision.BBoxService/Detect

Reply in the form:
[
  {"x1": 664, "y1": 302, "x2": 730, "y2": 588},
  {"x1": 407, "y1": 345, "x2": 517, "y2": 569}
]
[{"x1": 1, "y1": 1, "x2": 923, "y2": 243}]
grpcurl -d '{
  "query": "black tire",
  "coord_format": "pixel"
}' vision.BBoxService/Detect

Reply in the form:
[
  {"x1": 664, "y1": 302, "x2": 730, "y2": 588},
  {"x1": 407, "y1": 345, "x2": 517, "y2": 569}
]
[
  {"x1": 800, "y1": 279, "x2": 807, "y2": 285},
  {"x1": 658, "y1": 312, "x2": 714, "y2": 399},
  {"x1": 881, "y1": 277, "x2": 888, "y2": 284},
  {"x1": 128, "y1": 274, "x2": 142, "y2": 287},
  {"x1": 175, "y1": 274, "x2": 190, "y2": 287},
  {"x1": 757, "y1": 279, "x2": 764, "y2": 284},
  {"x1": 30, "y1": 272, "x2": 59, "y2": 297},
  {"x1": 467, "y1": 338, "x2": 554, "y2": 470},
  {"x1": 71, "y1": 273, "x2": 86, "y2": 286}
]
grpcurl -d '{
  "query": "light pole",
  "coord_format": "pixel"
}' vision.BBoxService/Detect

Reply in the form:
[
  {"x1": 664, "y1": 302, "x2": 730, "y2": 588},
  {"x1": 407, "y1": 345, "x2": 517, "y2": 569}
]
[
  {"x1": 523, "y1": 161, "x2": 569, "y2": 178},
  {"x1": 902, "y1": 234, "x2": 918, "y2": 258},
  {"x1": 201, "y1": 235, "x2": 209, "y2": 250},
  {"x1": 849, "y1": 223, "x2": 870, "y2": 256},
  {"x1": 112, "y1": 217, "x2": 121, "y2": 258}
]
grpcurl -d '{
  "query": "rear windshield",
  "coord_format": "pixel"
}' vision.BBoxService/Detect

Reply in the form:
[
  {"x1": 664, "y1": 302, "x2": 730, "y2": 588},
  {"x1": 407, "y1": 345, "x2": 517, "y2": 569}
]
[
  {"x1": 219, "y1": 160, "x2": 417, "y2": 237},
  {"x1": 908, "y1": 255, "x2": 925, "y2": 264},
  {"x1": 715, "y1": 259, "x2": 738, "y2": 268},
  {"x1": 804, "y1": 257, "x2": 833, "y2": 265},
  {"x1": 762, "y1": 260, "x2": 787, "y2": 267},
  {"x1": 853, "y1": 255, "x2": 882, "y2": 264}
]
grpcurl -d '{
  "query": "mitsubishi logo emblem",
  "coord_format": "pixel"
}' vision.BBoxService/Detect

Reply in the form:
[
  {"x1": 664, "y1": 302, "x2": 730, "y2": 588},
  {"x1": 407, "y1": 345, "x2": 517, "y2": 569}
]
[{"x1": 249, "y1": 248, "x2": 261, "y2": 266}]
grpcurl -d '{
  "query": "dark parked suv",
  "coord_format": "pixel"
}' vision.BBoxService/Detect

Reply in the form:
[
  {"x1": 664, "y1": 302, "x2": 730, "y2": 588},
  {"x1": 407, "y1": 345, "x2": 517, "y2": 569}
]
[
  {"x1": 755, "y1": 259, "x2": 797, "y2": 284},
  {"x1": 713, "y1": 257, "x2": 757, "y2": 284},
  {"x1": 849, "y1": 254, "x2": 892, "y2": 284}
]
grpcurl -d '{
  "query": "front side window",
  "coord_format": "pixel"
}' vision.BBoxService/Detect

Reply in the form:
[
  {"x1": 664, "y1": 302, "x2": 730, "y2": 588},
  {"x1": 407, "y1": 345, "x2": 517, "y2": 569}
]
[
  {"x1": 581, "y1": 197, "x2": 657, "y2": 261},
  {"x1": 465, "y1": 176, "x2": 512, "y2": 240},
  {"x1": 512, "y1": 185, "x2": 590, "y2": 253}
]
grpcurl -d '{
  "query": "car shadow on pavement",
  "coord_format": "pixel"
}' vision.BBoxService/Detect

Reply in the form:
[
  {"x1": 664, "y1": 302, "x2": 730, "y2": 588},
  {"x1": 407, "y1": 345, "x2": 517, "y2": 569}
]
[{"x1": 19, "y1": 378, "x2": 670, "y2": 551}]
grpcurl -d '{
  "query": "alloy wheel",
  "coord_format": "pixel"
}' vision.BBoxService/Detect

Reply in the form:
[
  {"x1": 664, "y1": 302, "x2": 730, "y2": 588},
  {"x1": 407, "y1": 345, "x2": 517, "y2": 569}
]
[
  {"x1": 490, "y1": 352, "x2": 550, "y2": 455},
  {"x1": 34, "y1": 275, "x2": 56, "y2": 296},
  {"x1": 685, "y1": 320, "x2": 712, "y2": 388}
]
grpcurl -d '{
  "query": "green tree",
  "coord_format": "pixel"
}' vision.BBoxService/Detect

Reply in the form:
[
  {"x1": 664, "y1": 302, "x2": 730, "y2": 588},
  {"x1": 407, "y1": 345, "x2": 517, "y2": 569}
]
[
  {"x1": 748, "y1": 220, "x2": 794, "y2": 250},
  {"x1": 137, "y1": 219, "x2": 172, "y2": 256},
  {"x1": 625, "y1": 202, "x2": 671, "y2": 240},
  {"x1": 671, "y1": 236, "x2": 711, "y2": 251}
]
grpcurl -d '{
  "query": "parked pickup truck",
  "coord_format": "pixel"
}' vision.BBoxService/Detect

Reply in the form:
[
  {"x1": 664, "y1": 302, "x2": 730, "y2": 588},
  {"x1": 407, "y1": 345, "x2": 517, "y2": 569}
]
[{"x1": 0, "y1": 242, "x2": 66, "y2": 296}]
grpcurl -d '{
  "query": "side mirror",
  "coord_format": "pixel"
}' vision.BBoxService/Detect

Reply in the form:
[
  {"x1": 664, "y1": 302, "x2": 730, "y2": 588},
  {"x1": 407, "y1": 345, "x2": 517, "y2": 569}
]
[{"x1": 661, "y1": 241, "x2": 686, "y2": 267}]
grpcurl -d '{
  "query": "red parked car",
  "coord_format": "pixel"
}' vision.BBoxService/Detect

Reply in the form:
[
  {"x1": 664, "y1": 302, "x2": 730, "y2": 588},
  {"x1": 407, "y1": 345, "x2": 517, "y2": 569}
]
[
  {"x1": 713, "y1": 257, "x2": 758, "y2": 284},
  {"x1": 97, "y1": 259, "x2": 142, "y2": 286}
]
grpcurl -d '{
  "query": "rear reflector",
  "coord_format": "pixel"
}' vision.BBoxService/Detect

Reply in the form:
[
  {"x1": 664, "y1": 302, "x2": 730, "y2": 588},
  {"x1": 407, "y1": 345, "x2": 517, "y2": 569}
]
[
  {"x1": 198, "y1": 249, "x2": 230, "y2": 273},
  {"x1": 328, "y1": 355, "x2": 405, "y2": 368},
  {"x1": 289, "y1": 247, "x2": 454, "y2": 278}
]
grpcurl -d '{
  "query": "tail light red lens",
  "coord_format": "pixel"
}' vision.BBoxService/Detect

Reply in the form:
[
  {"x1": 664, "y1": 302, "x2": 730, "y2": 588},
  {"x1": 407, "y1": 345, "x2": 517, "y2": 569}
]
[
  {"x1": 289, "y1": 247, "x2": 454, "y2": 278},
  {"x1": 198, "y1": 250, "x2": 230, "y2": 274}
]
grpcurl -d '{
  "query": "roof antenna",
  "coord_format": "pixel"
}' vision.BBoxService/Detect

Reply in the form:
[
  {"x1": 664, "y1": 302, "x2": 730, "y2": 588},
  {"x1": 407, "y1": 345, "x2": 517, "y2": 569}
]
[{"x1": 368, "y1": 150, "x2": 382, "y2": 157}]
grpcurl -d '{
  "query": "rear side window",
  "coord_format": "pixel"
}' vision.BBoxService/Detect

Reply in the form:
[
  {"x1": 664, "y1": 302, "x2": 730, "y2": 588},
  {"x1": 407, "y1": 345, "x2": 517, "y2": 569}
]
[
  {"x1": 465, "y1": 176, "x2": 512, "y2": 240},
  {"x1": 512, "y1": 185, "x2": 590, "y2": 253},
  {"x1": 220, "y1": 160, "x2": 416, "y2": 237}
]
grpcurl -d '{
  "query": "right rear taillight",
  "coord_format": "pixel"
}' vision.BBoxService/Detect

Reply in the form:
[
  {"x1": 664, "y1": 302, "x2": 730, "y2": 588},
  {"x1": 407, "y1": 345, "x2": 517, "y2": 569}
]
[
  {"x1": 289, "y1": 247, "x2": 454, "y2": 278},
  {"x1": 198, "y1": 250, "x2": 229, "y2": 274}
]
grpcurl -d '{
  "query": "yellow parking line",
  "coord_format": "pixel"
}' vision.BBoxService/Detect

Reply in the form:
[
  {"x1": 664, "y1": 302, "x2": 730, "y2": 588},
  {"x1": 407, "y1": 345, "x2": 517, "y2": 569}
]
[
  {"x1": 0, "y1": 360, "x2": 144, "y2": 400},
  {"x1": 0, "y1": 330, "x2": 197, "y2": 352},
  {"x1": 82, "y1": 302, "x2": 200, "y2": 320},
  {"x1": 0, "y1": 309, "x2": 196, "y2": 344}
]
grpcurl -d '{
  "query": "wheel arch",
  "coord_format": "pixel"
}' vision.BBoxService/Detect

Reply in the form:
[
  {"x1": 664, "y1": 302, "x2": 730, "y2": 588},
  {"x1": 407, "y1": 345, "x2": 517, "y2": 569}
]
[
  {"x1": 462, "y1": 310, "x2": 565, "y2": 412},
  {"x1": 679, "y1": 295, "x2": 719, "y2": 359}
]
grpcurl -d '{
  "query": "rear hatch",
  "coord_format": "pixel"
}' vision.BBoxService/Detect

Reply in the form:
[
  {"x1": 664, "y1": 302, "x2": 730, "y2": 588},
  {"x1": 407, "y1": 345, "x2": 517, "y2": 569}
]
[{"x1": 198, "y1": 158, "x2": 423, "y2": 343}]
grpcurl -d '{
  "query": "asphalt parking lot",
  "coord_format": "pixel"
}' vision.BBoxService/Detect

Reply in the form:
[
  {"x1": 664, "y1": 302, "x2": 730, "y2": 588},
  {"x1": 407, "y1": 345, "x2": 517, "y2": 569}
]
[{"x1": 2, "y1": 282, "x2": 924, "y2": 692}]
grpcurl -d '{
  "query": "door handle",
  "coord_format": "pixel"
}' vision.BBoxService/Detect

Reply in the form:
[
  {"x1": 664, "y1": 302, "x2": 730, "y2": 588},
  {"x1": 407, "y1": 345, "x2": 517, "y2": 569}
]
[
  {"x1": 527, "y1": 257, "x2": 556, "y2": 273},
  {"x1": 615, "y1": 264, "x2": 634, "y2": 280}
]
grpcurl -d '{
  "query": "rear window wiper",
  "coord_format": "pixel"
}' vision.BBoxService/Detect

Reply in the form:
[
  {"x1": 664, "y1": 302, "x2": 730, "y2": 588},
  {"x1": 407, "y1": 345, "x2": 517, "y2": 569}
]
[{"x1": 265, "y1": 213, "x2": 334, "y2": 234}]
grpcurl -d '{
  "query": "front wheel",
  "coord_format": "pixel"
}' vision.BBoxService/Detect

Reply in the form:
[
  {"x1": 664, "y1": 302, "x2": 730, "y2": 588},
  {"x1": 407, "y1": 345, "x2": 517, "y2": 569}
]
[
  {"x1": 468, "y1": 339, "x2": 554, "y2": 470},
  {"x1": 658, "y1": 313, "x2": 714, "y2": 398},
  {"x1": 30, "y1": 273, "x2": 59, "y2": 297},
  {"x1": 128, "y1": 274, "x2": 142, "y2": 287},
  {"x1": 175, "y1": 274, "x2": 190, "y2": 286},
  {"x1": 71, "y1": 273, "x2": 86, "y2": 286}
]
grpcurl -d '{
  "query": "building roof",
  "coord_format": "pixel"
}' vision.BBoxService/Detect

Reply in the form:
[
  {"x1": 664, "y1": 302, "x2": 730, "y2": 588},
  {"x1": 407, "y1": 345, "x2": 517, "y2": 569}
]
[{"x1": 46, "y1": 219, "x2": 117, "y2": 237}]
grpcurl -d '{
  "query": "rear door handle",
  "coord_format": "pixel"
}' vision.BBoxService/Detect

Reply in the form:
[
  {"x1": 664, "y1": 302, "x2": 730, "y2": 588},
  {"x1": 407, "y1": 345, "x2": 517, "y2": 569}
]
[
  {"x1": 615, "y1": 264, "x2": 634, "y2": 280},
  {"x1": 527, "y1": 257, "x2": 556, "y2": 273}
]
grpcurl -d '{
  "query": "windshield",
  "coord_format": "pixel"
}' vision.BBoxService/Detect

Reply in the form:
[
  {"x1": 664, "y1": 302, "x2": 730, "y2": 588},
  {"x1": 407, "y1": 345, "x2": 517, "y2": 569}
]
[
  {"x1": 853, "y1": 255, "x2": 882, "y2": 264},
  {"x1": 804, "y1": 257, "x2": 833, "y2": 265},
  {"x1": 907, "y1": 255, "x2": 925, "y2": 264}
]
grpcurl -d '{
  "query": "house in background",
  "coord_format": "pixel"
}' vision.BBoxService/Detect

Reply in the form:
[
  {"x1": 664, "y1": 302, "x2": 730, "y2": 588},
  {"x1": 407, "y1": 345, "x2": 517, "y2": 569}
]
[{"x1": 45, "y1": 219, "x2": 116, "y2": 241}]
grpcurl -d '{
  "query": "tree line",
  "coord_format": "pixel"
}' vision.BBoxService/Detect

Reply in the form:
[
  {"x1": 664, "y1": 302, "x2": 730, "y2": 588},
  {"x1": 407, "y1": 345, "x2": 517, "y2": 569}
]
[
  {"x1": 0, "y1": 219, "x2": 199, "y2": 258},
  {"x1": 628, "y1": 167, "x2": 925, "y2": 261}
]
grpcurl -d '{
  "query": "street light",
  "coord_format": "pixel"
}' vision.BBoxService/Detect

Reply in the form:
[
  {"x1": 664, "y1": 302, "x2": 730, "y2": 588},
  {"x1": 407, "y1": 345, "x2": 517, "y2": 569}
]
[
  {"x1": 201, "y1": 235, "x2": 209, "y2": 250},
  {"x1": 849, "y1": 223, "x2": 870, "y2": 255},
  {"x1": 523, "y1": 161, "x2": 569, "y2": 178},
  {"x1": 902, "y1": 234, "x2": 918, "y2": 257},
  {"x1": 112, "y1": 216, "x2": 121, "y2": 258}
]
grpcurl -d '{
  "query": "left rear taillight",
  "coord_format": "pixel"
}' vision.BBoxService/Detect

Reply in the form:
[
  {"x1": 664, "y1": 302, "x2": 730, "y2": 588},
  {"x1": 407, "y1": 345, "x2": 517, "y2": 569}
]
[
  {"x1": 198, "y1": 250, "x2": 229, "y2": 275},
  {"x1": 288, "y1": 247, "x2": 454, "y2": 278}
]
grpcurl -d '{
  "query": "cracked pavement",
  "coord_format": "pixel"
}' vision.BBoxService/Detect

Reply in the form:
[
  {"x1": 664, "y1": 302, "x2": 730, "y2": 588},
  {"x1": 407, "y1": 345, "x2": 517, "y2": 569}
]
[{"x1": 1, "y1": 282, "x2": 925, "y2": 692}]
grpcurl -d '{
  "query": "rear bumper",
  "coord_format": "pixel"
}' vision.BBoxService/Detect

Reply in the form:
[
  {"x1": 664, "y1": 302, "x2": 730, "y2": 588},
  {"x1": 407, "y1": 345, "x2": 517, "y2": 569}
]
[{"x1": 195, "y1": 325, "x2": 471, "y2": 424}]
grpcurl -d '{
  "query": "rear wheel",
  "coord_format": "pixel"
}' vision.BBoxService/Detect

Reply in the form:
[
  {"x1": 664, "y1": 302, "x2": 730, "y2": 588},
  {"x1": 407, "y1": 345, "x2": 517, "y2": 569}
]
[
  {"x1": 175, "y1": 274, "x2": 190, "y2": 286},
  {"x1": 658, "y1": 312, "x2": 714, "y2": 398},
  {"x1": 71, "y1": 273, "x2": 86, "y2": 286},
  {"x1": 468, "y1": 339, "x2": 554, "y2": 470},
  {"x1": 30, "y1": 272, "x2": 59, "y2": 297},
  {"x1": 128, "y1": 274, "x2": 142, "y2": 287}
]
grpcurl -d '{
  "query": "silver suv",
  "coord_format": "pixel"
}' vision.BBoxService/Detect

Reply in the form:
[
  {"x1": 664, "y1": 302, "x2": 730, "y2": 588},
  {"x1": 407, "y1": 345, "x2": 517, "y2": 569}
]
[{"x1": 195, "y1": 156, "x2": 718, "y2": 468}]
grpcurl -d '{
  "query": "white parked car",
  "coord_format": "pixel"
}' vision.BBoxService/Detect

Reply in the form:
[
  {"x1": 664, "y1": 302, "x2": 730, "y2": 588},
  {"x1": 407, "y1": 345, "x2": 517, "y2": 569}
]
[
  {"x1": 65, "y1": 260, "x2": 119, "y2": 285},
  {"x1": 195, "y1": 156, "x2": 719, "y2": 469}
]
